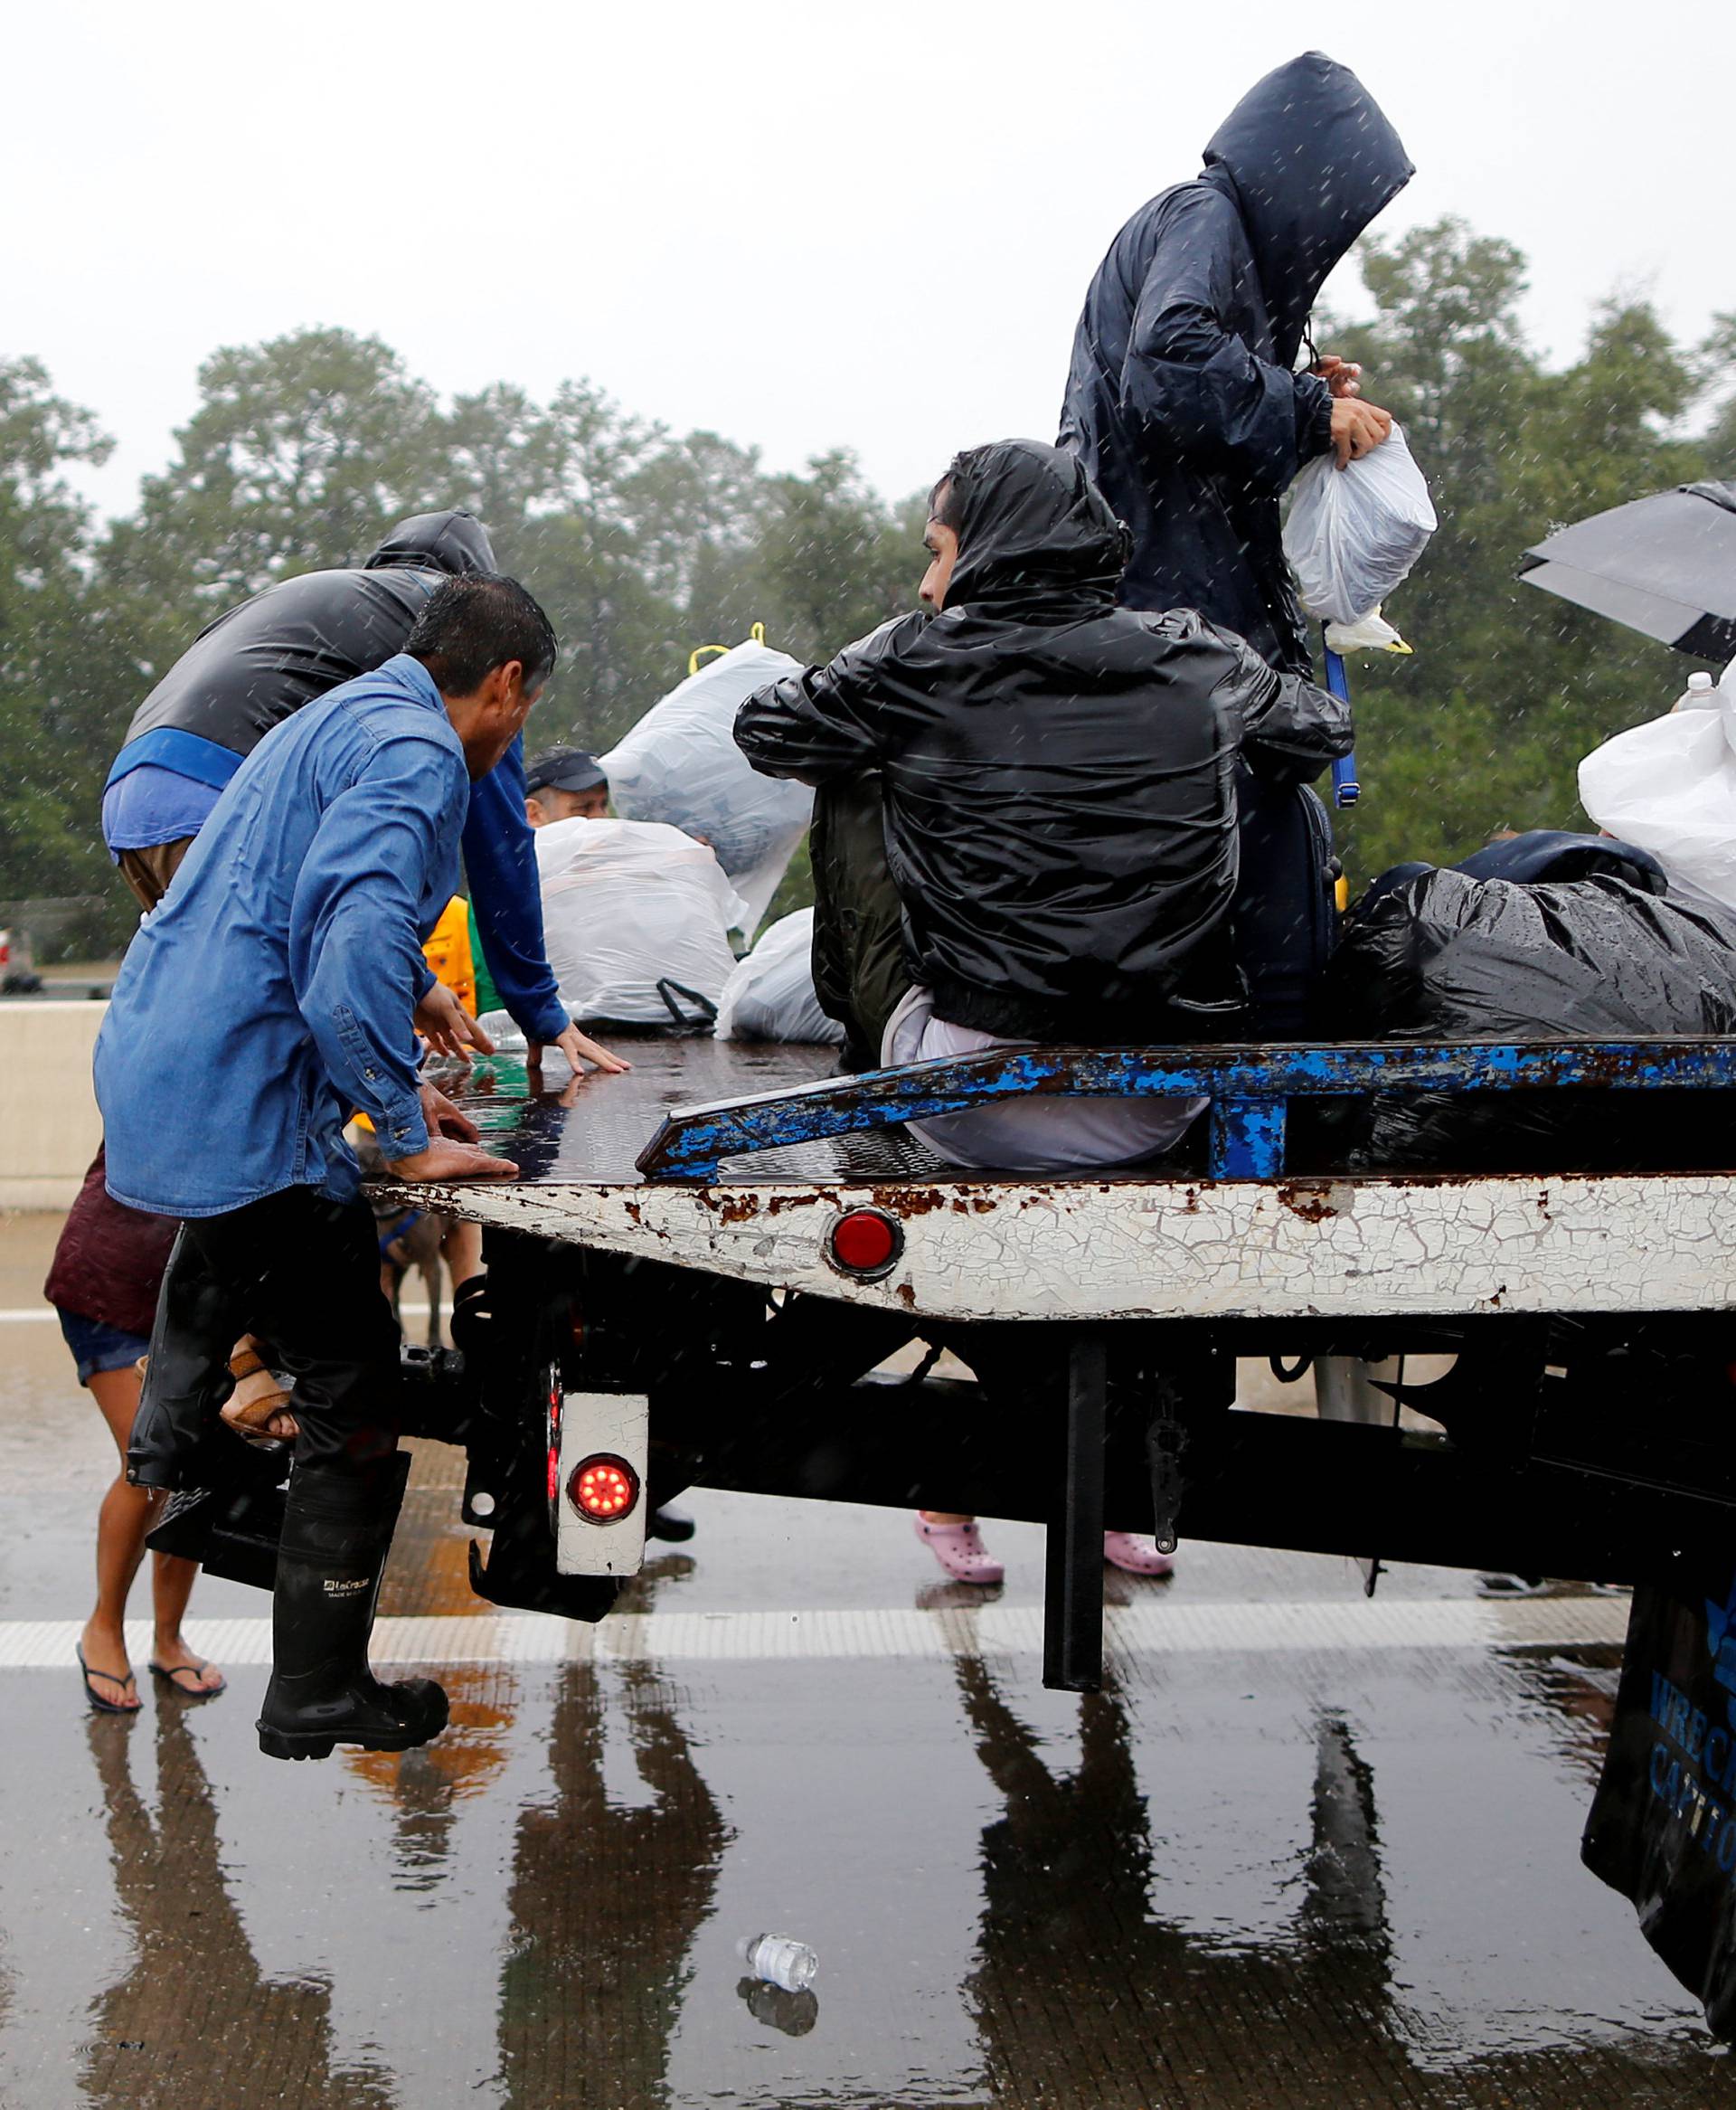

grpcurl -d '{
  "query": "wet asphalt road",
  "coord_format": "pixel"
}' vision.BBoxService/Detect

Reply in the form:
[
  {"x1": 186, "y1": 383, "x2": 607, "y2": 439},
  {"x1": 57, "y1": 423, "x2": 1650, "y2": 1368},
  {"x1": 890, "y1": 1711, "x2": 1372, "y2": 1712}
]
[{"x1": 3, "y1": 1212, "x2": 1733, "y2": 2109}]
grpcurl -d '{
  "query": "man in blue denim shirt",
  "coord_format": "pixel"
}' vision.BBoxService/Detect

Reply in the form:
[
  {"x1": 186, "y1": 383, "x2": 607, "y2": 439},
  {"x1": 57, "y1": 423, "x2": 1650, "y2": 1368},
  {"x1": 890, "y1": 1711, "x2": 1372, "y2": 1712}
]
[{"x1": 98, "y1": 574, "x2": 575, "y2": 1763}]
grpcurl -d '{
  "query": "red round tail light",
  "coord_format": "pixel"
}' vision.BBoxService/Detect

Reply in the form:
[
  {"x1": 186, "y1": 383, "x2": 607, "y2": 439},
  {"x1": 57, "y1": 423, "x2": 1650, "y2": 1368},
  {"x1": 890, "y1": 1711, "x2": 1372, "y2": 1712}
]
[
  {"x1": 827, "y1": 1207, "x2": 903, "y2": 1278},
  {"x1": 568, "y1": 1452, "x2": 641, "y2": 1524}
]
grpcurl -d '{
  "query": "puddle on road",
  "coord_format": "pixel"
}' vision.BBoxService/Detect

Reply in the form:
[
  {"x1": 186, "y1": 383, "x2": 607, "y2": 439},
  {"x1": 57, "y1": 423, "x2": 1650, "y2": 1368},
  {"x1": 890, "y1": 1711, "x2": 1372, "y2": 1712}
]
[{"x1": 0, "y1": 1593, "x2": 1729, "y2": 2108}]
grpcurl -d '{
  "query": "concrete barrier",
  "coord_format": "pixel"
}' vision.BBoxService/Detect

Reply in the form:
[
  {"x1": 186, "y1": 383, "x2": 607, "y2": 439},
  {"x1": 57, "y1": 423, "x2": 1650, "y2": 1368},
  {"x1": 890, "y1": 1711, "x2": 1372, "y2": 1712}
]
[{"x1": 0, "y1": 1001, "x2": 105, "y2": 1209}]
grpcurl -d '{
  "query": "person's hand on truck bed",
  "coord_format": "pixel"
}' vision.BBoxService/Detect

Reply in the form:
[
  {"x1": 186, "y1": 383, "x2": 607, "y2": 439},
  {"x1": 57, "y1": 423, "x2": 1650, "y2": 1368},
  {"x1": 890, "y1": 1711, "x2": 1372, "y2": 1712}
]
[
  {"x1": 528, "y1": 1022, "x2": 631, "y2": 1075},
  {"x1": 414, "y1": 980, "x2": 495, "y2": 1061},
  {"x1": 388, "y1": 1136, "x2": 520, "y2": 1182},
  {"x1": 386, "y1": 1083, "x2": 519, "y2": 1182}
]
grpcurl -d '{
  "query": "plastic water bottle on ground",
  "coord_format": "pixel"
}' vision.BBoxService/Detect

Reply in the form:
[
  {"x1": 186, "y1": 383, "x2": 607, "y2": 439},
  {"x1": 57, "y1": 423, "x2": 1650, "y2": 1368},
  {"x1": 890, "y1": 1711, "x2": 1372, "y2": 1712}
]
[
  {"x1": 1675, "y1": 671, "x2": 1718, "y2": 712},
  {"x1": 738, "y1": 1932, "x2": 818, "y2": 1992}
]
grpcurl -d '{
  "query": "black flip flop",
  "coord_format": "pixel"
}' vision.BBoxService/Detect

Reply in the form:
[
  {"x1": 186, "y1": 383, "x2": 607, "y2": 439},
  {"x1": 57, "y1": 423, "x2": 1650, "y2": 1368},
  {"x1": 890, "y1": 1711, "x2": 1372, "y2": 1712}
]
[
  {"x1": 77, "y1": 1644, "x2": 140, "y2": 1716},
  {"x1": 149, "y1": 1659, "x2": 227, "y2": 1700}
]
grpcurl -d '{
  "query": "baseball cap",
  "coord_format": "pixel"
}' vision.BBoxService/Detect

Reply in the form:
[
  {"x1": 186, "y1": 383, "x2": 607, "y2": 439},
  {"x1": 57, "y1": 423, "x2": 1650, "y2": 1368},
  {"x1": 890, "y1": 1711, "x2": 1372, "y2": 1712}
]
[{"x1": 525, "y1": 747, "x2": 608, "y2": 797}]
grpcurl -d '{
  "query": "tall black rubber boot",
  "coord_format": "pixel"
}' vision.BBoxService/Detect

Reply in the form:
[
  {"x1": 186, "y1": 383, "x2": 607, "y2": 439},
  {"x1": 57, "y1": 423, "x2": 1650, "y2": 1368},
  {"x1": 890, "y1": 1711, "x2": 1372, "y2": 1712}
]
[{"x1": 257, "y1": 1452, "x2": 448, "y2": 1762}]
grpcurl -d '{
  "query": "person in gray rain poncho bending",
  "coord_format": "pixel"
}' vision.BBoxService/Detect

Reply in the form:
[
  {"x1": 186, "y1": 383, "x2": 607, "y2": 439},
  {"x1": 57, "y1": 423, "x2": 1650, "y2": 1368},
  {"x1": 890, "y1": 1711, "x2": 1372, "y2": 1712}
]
[
  {"x1": 733, "y1": 439, "x2": 1351, "y2": 1176},
  {"x1": 1060, "y1": 52, "x2": 1412, "y2": 1035}
]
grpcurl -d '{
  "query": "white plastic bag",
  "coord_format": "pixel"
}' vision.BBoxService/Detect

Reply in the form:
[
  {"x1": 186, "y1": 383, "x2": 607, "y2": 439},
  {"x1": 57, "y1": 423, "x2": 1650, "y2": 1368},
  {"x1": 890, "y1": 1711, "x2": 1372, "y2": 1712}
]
[
  {"x1": 1579, "y1": 659, "x2": 1736, "y2": 910},
  {"x1": 714, "y1": 908, "x2": 843, "y2": 1046},
  {"x1": 599, "y1": 639, "x2": 812, "y2": 940},
  {"x1": 1284, "y1": 423, "x2": 1437, "y2": 641},
  {"x1": 534, "y1": 817, "x2": 747, "y2": 1025}
]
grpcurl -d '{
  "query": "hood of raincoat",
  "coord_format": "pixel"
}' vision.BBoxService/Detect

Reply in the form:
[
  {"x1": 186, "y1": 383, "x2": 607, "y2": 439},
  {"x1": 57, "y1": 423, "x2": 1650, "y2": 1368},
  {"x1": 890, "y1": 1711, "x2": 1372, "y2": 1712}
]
[
  {"x1": 364, "y1": 507, "x2": 496, "y2": 576},
  {"x1": 117, "y1": 509, "x2": 498, "y2": 764},
  {"x1": 942, "y1": 440, "x2": 1131, "y2": 617},
  {"x1": 1203, "y1": 52, "x2": 1412, "y2": 365}
]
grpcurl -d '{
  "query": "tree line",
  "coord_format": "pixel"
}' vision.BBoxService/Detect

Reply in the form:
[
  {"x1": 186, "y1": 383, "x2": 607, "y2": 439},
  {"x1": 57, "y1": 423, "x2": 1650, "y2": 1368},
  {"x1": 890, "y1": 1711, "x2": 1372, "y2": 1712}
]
[{"x1": 2, "y1": 216, "x2": 1732, "y2": 956}]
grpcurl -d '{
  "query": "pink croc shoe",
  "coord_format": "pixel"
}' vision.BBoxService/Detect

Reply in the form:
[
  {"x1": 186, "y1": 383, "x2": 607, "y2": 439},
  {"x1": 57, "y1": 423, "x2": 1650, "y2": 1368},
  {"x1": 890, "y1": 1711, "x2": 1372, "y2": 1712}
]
[
  {"x1": 914, "y1": 1514, "x2": 1005, "y2": 1585},
  {"x1": 1103, "y1": 1531, "x2": 1175, "y2": 1577}
]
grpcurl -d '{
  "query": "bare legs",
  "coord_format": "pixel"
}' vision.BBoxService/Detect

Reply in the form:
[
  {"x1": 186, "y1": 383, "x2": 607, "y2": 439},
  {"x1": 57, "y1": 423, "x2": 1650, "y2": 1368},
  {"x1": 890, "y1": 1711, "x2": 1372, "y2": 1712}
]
[
  {"x1": 80, "y1": 1362, "x2": 223, "y2": 1706},
  {"x1": 441, "y1": 1217, "x2": 484, "y2": 1290}
]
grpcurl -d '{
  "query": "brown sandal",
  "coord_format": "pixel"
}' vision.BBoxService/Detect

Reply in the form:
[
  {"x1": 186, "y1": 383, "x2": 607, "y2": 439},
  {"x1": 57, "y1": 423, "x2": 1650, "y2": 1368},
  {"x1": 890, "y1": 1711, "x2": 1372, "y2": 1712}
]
[{"x1": 222, "y1": 1339, "x2": 298, "y2": 1443}]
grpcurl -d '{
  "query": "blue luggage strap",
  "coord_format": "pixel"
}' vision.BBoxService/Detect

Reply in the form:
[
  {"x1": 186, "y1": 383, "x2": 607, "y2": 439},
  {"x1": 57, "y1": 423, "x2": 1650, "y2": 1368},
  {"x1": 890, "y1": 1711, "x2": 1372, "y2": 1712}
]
[{"x1": 634, "y1": 1039, "x2": 1736, "y2": 1182}]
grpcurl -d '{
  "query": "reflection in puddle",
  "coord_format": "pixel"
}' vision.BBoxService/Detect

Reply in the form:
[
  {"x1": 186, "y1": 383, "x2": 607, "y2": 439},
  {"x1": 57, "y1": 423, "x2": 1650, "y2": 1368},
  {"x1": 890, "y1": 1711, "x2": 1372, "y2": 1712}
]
[
  {"x1": 955, "y1": 1655, "x2": 1392, "y2": 2106},
  {"x1": 947, "y1": 1639, "x2": 1726, "y2": 2104},
  {"x1": 345, "y1": 1662, "x2": 522, "y2": 1894},
  {"x1": 81, "y1": 1706, "x2": 394, "y2": 2107},
  {"x1": 735, "y1": 1976, "x2": 819, "y2": 2038},
  {"x1": 495, "y1": 1658, "x2": 730, "y2": 2108},
  {"x1": 41, "y1": 1539, "x2": 1730, "y2": 2106}
]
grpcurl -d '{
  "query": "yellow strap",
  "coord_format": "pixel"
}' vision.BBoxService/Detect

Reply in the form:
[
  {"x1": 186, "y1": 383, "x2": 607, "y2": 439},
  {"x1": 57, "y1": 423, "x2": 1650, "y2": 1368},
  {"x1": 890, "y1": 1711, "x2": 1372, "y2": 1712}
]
[{"x1": 687, "y1": 622, "x2": 769, "y2": 677}]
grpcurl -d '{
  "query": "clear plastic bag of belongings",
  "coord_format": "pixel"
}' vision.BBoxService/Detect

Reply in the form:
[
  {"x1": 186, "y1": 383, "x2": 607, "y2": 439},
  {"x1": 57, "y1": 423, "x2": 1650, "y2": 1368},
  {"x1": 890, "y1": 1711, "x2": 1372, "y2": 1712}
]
[
  {"x1": 1317, "y1": 862, "x2": 1736, "y2": 1174},
  {"x1": 1282, "y1": 422, "x2": 1438, "y2": 650},
  {"x1": 1579, "y1": 660, "x2": 1736, "y2": 912},
  {"x1": 714, "y1": 908, "x2": 844, "y2": 1046},
  {"x1": 473, "y1": 1008, "x2": 527, "y2": 1055},
  {"x1": 599, "y1": 639, "x2": 812, "y2": 941},
  {"x1": 535, "y1": 817, "x2": 749, "y2": 1028}
]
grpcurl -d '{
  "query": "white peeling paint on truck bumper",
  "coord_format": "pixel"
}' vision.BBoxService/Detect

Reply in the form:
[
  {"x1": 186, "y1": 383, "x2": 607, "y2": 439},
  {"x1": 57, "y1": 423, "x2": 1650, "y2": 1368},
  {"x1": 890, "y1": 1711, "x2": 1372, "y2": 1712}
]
[
  {"x1": 553, "y1": 1389, "x2": 650, "y2": 1576},
  {"x1": 404, "y1": 1171, "x2": 1736, "y2": 1322}
]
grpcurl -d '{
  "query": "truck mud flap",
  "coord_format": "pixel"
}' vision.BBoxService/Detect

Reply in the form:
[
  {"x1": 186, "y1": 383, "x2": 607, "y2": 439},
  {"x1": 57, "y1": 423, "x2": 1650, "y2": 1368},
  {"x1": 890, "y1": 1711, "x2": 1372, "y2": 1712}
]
[
  {"x1": 1583, "y1": 1555, "x2": 1736, "y2": 2039},
  {"x1": 146, "y1": 1443, "x2": 290, "y2": 1593},
  {"x1": 467, "y1": 1500, "x2": 621, "y2": 1624},
  {"x1": 464, "y1": 1373, "x2": 621, "y2": 1623}
]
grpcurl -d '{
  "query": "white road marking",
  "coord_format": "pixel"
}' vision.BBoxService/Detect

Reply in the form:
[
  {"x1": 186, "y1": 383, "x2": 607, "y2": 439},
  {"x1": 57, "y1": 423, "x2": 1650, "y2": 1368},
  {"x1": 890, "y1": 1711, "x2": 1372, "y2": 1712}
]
[
  {"x1": 0, "y1": 1304, "x2": 439, "y2": 1324},
  {"x1": 2, "y1": 1594, "x2": 1628, "y2": 1671}
]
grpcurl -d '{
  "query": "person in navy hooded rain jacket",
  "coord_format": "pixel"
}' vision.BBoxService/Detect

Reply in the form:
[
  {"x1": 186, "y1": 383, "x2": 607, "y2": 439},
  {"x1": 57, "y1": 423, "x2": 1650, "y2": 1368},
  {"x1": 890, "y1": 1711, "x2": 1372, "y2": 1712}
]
[
  {"x1": 1058, "y1": 51, "x2": 1412, "y2": 677},
  {"x1": 1059, "y1": 53, "x2": 1411, "y2": 1038}
]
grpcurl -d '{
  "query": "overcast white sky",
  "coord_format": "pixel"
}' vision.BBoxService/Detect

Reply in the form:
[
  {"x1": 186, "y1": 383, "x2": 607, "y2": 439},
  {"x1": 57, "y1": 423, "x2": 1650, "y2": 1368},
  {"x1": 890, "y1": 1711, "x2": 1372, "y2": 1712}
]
[{"x1": 6, "y1": 0, "x2": 1731, "y2": 520}]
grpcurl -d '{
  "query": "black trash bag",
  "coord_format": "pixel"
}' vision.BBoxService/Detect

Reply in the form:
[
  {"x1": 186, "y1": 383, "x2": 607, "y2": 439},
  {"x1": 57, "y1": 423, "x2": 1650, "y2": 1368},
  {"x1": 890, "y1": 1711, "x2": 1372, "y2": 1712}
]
[
  {"x1": 1584, "y1": 1555, "x2": 1736, "y2": 2039},
  {"x1": 1323, "y1": 865, "x2": 1736, "y2": 1171}
]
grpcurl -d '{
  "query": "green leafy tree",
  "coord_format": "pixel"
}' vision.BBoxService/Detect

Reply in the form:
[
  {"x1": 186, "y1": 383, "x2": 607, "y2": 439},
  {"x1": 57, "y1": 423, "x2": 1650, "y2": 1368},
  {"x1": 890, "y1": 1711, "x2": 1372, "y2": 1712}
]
[
  {"x1": 698, "y1": 449, "x2": 926, "y2": 664},
  {"x1": 138, "y1": 327, "x2": 439, "y2": 599},
  {"x1": 23, "y1": 226, "x2": 1734, "y2": 960},
  {"x1": 95, "y1": 327, "x2": 441, "y2": 706},
  {"x1": 0, "y1": 357, "x2": 119, "y2": 910},
  {"x1": 1322, "y1": 219, "x2": 1734, "y2": 882}
]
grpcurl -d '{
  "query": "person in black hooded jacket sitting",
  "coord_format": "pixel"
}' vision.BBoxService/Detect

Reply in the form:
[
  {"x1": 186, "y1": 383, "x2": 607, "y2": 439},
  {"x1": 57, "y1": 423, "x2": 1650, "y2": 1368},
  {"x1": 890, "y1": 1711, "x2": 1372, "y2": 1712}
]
[
  {"x1": 1058, "y1": 52, "x2": 1412, "y2": 1042},
  {"x1": 734, "y1": 438, "x2": 1351, "y2": 1177}
]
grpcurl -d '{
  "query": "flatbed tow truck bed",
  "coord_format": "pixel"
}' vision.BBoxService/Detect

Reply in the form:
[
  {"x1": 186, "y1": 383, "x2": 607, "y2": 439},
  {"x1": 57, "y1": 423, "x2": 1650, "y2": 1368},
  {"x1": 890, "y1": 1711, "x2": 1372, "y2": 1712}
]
[
  {"x1": 410, "y1": 1036, "x2": 1736, "y2": 1325},
  {"x1": 372, "y1": 1028, "x2": 1736, "y2": 2029},
  {"x1": 381, "y1": 1029, "x2": 1736, "y2": 1634}
]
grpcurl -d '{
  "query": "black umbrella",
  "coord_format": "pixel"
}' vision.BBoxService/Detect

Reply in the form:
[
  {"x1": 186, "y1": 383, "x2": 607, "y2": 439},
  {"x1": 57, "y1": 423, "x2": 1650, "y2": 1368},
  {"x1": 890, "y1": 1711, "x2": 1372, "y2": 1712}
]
[{"x1": 1518, "y1": 480, "x2": 1736, "y2": 660}]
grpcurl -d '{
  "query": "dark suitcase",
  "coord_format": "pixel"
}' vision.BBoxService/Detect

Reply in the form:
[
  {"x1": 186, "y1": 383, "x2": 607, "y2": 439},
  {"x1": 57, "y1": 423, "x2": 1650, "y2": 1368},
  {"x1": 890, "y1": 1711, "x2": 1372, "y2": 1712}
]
[{"x1": 1231, "y1": 771, "x2": 1338, "y2": 1038}]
